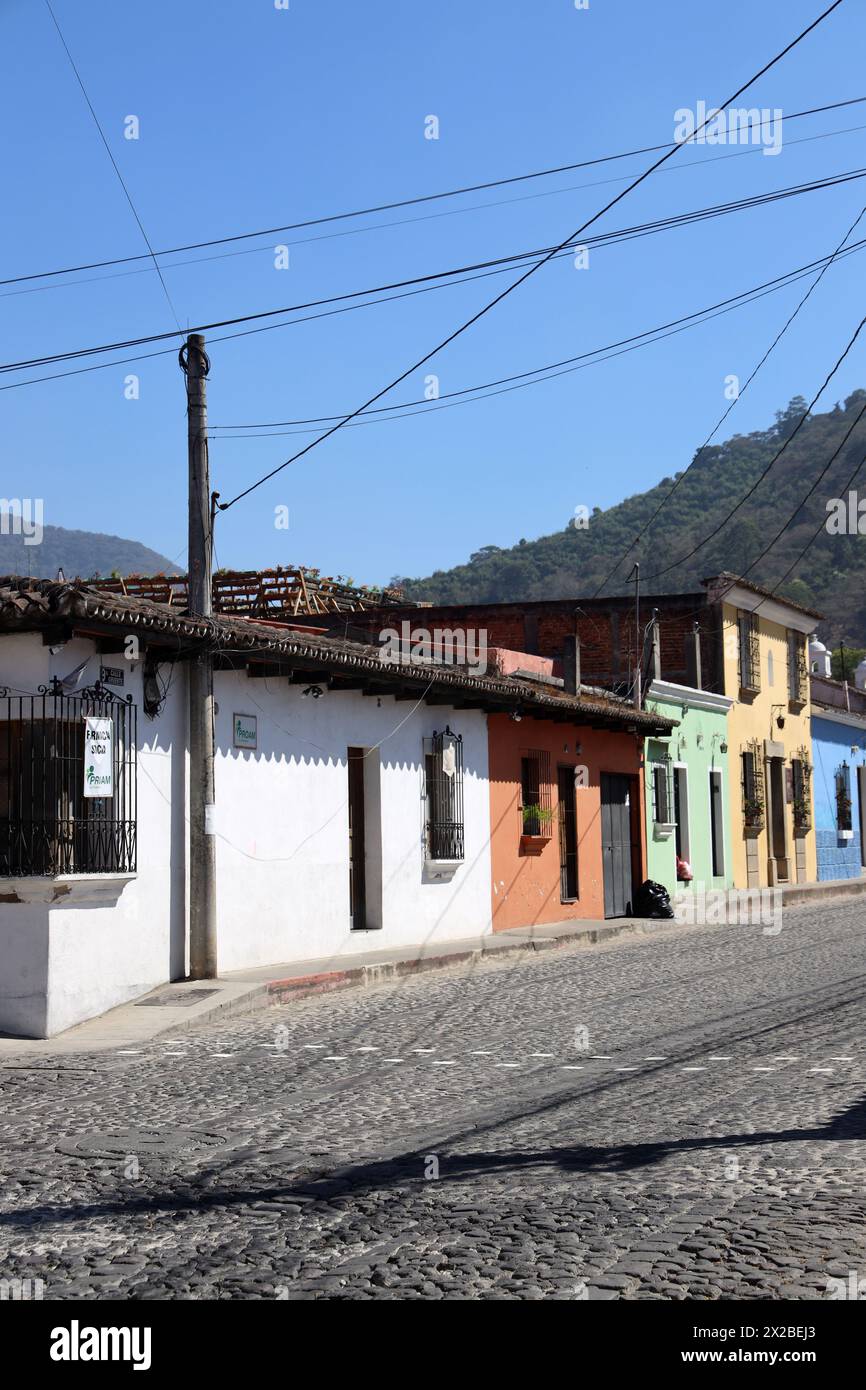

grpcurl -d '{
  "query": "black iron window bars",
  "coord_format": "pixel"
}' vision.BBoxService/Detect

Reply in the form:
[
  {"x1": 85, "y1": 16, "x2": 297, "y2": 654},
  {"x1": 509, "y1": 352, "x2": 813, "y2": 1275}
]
[
  {"x1": 520, "y1": 748, "x2": 553, "y2": 839},
  {"x1": 424, "y1": 727, "x2": 465, "y2": 861},
  {"x1": 835, "y1": 761, "x2": 853, "y2": 834},
  {"x1": 0, "y1": 680, "x2": 137, "y2": 877},
  {"x1": 738, "y1": 612, "x2": 761, "y2": 693}
]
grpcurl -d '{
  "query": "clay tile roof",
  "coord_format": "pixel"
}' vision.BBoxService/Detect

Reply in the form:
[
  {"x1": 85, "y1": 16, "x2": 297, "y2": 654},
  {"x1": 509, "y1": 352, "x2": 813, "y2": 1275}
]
[
  {"x1": 0, "y1": 576, "x2": 677, "y2": 733},
  {"x1": 702, "y1": 572, "x2": 824, "y2": 621}
]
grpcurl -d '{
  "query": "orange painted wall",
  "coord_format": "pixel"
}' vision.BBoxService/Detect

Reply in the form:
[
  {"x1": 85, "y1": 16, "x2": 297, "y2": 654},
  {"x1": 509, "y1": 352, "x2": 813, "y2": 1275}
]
[{"x1": 488, "y1": 714, "x2": 647, "y2": 930}]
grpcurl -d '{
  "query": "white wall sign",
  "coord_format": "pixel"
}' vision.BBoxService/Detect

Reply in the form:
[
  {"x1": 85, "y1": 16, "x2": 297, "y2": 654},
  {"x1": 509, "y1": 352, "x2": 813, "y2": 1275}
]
[
  {"x1": 83, "y1": 716, "x2": 113, "y2": 798},
  {"x1": 233, "y1": 713, "x2": 257, "y2": 749}
]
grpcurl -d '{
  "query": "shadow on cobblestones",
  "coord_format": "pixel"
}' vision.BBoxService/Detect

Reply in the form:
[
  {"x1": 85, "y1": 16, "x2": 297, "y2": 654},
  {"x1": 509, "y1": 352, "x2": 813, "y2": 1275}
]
[{"x1": 2, "y1": 1091, "x2": 864, "y2": 1236}]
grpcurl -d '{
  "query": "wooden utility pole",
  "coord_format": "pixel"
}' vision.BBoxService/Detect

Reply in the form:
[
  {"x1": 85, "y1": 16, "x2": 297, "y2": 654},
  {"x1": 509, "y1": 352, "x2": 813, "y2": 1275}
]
[{"x1": 184, "y1": 333, "x2": 217, "y2": 978}]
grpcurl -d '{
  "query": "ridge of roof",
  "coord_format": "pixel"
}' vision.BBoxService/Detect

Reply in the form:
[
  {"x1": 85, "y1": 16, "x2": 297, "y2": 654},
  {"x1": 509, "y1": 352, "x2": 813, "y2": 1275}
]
[
  {"x1": 0, "y1": 577, "x2": 676, "y2": 732},
  {"x1": 702, "y1": 572, "x2": 824, "y2": 620}
]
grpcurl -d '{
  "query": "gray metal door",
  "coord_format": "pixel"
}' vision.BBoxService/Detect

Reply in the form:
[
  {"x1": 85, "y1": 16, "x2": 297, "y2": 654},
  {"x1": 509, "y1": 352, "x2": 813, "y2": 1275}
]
[{"x1": 601, "y1": 772, "x2": 634, "y2": 918}]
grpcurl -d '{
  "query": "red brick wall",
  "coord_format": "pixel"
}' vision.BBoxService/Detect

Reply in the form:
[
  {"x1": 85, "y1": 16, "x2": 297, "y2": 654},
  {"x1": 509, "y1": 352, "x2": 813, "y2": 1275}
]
[{"x1": 327, "y1": 594, "x2": 721, "y2": 691}]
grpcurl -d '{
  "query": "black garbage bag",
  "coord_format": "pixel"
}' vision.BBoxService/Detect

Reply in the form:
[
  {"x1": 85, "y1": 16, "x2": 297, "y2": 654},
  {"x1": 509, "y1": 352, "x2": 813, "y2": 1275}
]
[{"x1": 632, "y1": 879, "x2": 675, "y2": 919}]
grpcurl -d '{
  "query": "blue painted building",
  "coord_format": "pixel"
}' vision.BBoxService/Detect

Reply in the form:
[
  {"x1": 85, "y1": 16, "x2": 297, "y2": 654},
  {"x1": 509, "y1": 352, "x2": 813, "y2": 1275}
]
[{"x1": 810, "y1": 664, "x2": 866, "y2": 882}]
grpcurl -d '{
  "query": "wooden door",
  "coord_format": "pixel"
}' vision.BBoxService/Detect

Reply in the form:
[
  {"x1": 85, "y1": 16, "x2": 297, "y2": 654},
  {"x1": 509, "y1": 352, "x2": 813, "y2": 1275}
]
[
  {"x1": 557, "y1": 765, "x2": 579, "y2": 901},
  {"x1": 347, "y1": 747, "x2": 367, "y2": 930}
]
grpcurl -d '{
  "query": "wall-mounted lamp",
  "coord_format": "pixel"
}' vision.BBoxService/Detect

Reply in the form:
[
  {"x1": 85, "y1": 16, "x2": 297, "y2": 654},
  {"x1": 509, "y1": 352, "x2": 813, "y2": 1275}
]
[
  {"x1": 771, "y1": 704, "x2": 786, "y2": 730},
  {"x1": 143, "y1": 660, "x2": 163, "y2": 718}
]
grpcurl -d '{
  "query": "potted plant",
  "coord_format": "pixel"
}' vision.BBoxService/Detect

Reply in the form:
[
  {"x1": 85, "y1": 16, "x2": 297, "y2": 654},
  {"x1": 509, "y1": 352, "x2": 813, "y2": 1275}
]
[
  {"x1": 743, "y1": 796, "x2": 765, "y2": 834},
  {"x1": 837, "y1": 792, "x2": 854, "y2": 839},
  {"x1": 520, "y1": 803, "x2": 554, "y2": 842}
]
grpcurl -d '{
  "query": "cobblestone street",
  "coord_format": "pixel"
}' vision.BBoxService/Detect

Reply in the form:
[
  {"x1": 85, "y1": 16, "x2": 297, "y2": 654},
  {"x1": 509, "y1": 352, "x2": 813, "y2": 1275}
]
[{"x1": 3, "y1": 900, "x2": 866, "y2": 1301}]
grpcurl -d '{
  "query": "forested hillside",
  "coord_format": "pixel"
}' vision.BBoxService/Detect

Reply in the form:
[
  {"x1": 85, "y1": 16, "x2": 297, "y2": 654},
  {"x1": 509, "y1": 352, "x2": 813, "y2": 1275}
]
[
  {"x1": 0, "y1": 523, "x2": 182, "y2": 581},
  {"x1": 396, "y1": 391, "x2": 866, "y2": 646}
]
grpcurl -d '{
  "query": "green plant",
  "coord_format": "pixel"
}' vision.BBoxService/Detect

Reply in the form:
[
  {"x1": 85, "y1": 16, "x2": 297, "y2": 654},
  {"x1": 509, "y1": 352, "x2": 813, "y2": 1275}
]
[
  {"x1": 521, "y1": 803, "x2": 555, "y2": 836},
  {"x1": 743, "y1": 796, "x2": 764, "y2": 828}
]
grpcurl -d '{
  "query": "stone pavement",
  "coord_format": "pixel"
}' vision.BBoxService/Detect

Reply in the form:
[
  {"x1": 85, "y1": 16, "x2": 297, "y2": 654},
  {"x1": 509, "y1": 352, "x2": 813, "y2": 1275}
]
[
  {"x1": 1, "y1": 898, "x2": 866, "y2": 1300},
  {"x1": 0, "y1": 913, "x2": 666, "y2": 1057}
]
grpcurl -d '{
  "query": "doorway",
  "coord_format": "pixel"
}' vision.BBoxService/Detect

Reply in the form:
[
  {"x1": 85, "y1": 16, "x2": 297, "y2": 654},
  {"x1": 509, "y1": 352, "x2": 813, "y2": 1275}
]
[
  {"x1": 557, "y1": 765, "x2": 579, "y2": 902},
  {"x1": 601, "y1": 772, "x2": 637, "y2": 918},
  {"x1": 347, "y1": 747, "x2": 367, "y2": 929},
  {"x1": 767, "y1": 756, "x2": 789, "y2": 883},
  {"x1": 859, "y1": 766, "x2": 866, "y2": 869}
]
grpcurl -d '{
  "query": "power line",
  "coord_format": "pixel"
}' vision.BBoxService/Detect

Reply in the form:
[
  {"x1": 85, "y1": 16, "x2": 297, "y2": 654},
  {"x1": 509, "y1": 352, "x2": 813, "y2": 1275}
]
[
  {"x1": 3, "y1": 114, "x2": 864, "y2": 307},
  {"x1": 642, "y1": 308, "x2": 866, "y2": 582},
  {"x1": 733, "y1": 397, "x2": 866, "y2": 584},
  {"x1": 4, "y1": 93, "x2": 863, "y2": 290},
  {"x1": 208, "y1": 241, "x2": 866, "y2": 437},
  {"x1": 763, "y1": 446, "x2": 866, "y2": 600},
  {"x1": 590, "y1": 196, "x2": 866, "y2": 596},
  {"x1": 6, "y1": 164, "x2": 863, "y2": 378},
  {"x1": 215, "y1": 0, "x2": 850, "y2": 513},
  {"x1": 6, "y1": 160, "x2": 865, "y2": 388},
  {"x1": 7, "y1": 233, "x2": 863, "y2": 402},
  {"x1": 43, "y1": 0, "x2": 183, "y2": 334},
  {"x1": 706, "y1": 412, "x2": 866, "y2": 624}
]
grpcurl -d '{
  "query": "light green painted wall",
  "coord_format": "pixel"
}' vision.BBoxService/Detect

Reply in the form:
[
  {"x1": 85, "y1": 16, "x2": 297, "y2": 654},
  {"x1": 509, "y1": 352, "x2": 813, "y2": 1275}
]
[{"x1": 644, "y1": 693, "x2": 733, "y2": 899}]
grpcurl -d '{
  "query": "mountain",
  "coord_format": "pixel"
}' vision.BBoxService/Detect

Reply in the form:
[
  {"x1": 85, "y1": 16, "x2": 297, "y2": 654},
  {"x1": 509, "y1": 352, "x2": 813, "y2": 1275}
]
[
  {"x1": 394, "y1": 390, "x2": 866, "y2": 647},
  {"x1": 0, "y1": 522, "x2": 182, "y2": 581}
]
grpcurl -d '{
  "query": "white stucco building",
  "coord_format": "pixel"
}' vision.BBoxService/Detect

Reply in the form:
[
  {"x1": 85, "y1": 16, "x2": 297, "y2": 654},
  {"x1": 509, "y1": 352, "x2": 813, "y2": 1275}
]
[{"x1": 0, "y1": 579, "x2": 509, "y2": 1037}]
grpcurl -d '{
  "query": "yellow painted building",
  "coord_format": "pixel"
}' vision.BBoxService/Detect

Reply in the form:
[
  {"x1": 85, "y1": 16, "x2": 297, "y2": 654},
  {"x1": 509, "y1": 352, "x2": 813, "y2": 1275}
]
[{"x1": 710, "y1": 578, "x2": 819, "y2": 889}]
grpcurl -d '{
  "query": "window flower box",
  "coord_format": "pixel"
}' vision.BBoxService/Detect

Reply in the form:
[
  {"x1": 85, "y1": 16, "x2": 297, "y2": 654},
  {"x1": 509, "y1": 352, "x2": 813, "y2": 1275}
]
[{"x1": 652, "y1": 821, "x2": 677, "y2": 841}]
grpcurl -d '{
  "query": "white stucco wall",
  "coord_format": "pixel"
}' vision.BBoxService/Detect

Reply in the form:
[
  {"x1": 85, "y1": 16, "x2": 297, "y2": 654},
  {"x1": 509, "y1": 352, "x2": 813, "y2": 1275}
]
[
  {"x1": 211, "y1": 672, "x2": 493, "y2": 970},
  {"x1": 0, "y1": 636, "x2": 186, "y2": 1037},
  {"x1": 0, "y1": 635, "x2": 495, "y2": 1035}
]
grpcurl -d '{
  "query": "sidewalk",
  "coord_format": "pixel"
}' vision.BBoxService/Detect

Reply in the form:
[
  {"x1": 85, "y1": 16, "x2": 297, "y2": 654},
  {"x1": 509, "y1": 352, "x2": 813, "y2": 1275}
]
[
  {"x1": 0, "y1": 914, "x2": 660, "y2": 1057},
  {"x1": 2, "y1": 877, "x2": 862, "y2": 1056}
]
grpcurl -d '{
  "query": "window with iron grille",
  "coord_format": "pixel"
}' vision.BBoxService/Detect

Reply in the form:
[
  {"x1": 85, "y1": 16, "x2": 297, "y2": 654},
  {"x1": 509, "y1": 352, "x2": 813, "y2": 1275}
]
[
  {"x1": 650, "y1": 758, "x2": 673, "y2": 824},
  {"x1": 520, "y1": 749, "x2": 553, "y2": 838},
  {"x1": 738, "y1": 611, "x2": 760, "y2": 692},
  {"x1": 787, "y1": 631, "x2": 808, "y2": 705},
  {"x1": 0, "y1": 683, "x2": 137, "y2": 877},
  {"x1": 835, "y1": 761, "x2": 853, "y2": 833},
  {"x1": 741, "y1": 741, "x2": 765, "y2": 829},
  {"x1": 424, "y1": 727, "x2": 464, "y2": 861},
  {"x1": 792, "y1": 751, "x2": 812, "y2": 833}
]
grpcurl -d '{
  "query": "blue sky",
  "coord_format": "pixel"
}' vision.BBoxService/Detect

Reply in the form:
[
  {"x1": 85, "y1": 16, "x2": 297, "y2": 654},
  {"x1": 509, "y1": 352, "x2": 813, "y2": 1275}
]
[{"x1": 2, "y1": 0, "x2": 865, "y2": 587}]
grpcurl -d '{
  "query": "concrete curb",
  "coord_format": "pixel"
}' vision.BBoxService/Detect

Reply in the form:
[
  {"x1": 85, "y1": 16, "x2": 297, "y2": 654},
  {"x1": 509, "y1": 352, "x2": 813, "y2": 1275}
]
[
  {"x1": 5, "y1": 877, "x2": 863, "y2": 1055},
  {"x1": 782, "y1": 876, "x2": 866, "y2": 906},
  {"x1": 264, "y1": 916, "x2": 668, "y2": 1005}
]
